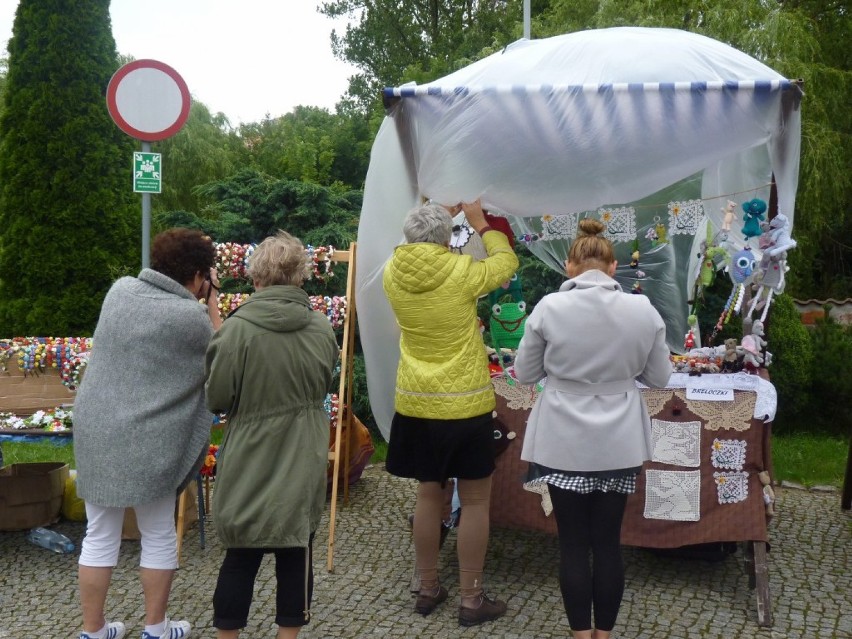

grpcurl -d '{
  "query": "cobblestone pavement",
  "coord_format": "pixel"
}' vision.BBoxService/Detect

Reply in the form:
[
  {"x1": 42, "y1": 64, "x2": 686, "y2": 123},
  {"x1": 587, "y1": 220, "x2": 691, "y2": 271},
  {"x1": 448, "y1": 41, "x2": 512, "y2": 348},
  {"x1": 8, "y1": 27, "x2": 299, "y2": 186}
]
[{"x1": 1, "y1": 465, "x2": 850, "y2": 639}]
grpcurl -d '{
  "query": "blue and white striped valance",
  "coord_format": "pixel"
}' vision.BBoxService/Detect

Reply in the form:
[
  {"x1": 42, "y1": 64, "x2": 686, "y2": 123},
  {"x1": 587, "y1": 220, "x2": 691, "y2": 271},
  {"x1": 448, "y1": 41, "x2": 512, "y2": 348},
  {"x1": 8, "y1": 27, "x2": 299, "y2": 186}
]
[{"x1": 383, "y1": 79, "x2": 795, "y2": 100}]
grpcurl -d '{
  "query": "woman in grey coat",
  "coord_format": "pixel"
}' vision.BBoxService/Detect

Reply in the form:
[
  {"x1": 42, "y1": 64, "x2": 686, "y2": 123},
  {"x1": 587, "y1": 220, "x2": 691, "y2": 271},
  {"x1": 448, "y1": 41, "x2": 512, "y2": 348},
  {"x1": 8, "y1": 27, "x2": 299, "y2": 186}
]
[
  {"x1": 514, "y1": 218, "x2": 672, "y2": 639},
  {"x1": 74, "y1": 228, "x2": 222, "y2": 639}
]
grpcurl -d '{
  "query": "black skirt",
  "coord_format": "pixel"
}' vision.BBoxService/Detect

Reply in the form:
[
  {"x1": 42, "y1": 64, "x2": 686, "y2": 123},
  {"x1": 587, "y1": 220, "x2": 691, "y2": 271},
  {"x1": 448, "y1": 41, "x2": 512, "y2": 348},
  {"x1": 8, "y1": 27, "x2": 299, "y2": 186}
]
[{"x1": 385, "y1": 411, "x2": 496, "y2": 483}]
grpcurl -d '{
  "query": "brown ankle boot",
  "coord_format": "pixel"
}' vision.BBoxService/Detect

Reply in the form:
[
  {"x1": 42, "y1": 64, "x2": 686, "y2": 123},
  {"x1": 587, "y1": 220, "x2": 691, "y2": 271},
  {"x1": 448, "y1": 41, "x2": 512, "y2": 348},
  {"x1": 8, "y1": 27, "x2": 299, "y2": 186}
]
[
  {"x1": 415, "y1": 585, "x2": 448, "y2": 615},
  {"x1": 458, "y1": 591, "x2": 507, "y2": 626}
]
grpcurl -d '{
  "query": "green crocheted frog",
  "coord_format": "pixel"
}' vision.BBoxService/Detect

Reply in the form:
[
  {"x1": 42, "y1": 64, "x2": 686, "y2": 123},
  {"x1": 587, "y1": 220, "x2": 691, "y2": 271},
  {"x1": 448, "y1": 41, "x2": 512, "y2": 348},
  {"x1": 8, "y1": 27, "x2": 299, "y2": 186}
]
[{"x1": 488, "y1": 274, "x2": 527, "y2": 356}]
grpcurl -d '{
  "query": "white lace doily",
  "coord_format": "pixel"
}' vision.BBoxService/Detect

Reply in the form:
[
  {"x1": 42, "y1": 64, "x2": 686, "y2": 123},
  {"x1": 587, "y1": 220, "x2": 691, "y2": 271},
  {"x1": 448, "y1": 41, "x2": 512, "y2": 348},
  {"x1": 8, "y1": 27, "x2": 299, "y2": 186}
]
[
  {"x1": 713, "y1": 471, "x2": 750, "y2": 504},
  {"x1": 651, "y1": 419, "x2": 701, "y2": 467},
  {"x1": 710, "y1": 438, "x2": 748, "y2": 470},
  {"x1": 644, "y1": 469, "x2": 701, "y2": 521}
]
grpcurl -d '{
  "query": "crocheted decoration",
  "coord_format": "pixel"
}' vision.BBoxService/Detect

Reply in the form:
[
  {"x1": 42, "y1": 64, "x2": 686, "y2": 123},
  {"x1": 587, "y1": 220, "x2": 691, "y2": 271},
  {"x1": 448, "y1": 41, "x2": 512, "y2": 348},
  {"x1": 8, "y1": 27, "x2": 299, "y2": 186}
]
[
  {"x1": 641, "y1": 389, "x2": 676, "y2": 417},
  {"x1": 713, "y1": 471, "x2": 749, "y2": 504},
  {"x1": 599, "y1": 206, "x2": 636, "y2": 243},
  {"x1": 710, "y1": 438, "x2": 747, "y2": 470},
  {"x1": 539, "y1": 213, "x2": 578, "y2": 241},
  {"x1": 491, "y1": 375, "x2": 541, "y2": 411},
  {"x1": 678, "y1": 389, "x2": 756, "y2": 431},
  {"x1": 644, "y1": 469, "x2": 701, "y2": 521},
  {"x1": 667, "y1": 199, "x2": 704, "y2": 236},
  {"x1": 450, "y1": 220, "x2": 474, "y2": 249},
  {"x1": 650, "y1": 419, "x2": 701, "y2": 467},
  {"x1": 522, "y1": 480, "x2": 554, "y2": 516}
]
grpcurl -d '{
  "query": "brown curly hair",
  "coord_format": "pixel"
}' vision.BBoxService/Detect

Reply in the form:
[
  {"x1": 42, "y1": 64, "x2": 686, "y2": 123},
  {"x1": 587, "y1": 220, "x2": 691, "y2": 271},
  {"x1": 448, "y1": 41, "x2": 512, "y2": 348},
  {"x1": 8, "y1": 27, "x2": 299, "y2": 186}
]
[
  {"x1": 568, "y1": 218, "x2": 615, "y2": 272},
  {"x1": 151, "y1": 228, "x2": 216, "y2": 285}
]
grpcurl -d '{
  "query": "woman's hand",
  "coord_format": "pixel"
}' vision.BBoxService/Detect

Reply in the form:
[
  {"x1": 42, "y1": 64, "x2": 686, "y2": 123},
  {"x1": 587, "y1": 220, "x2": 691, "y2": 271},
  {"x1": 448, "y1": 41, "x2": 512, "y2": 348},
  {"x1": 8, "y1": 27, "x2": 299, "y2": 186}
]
[{"x1": 462, "y1": 199, "x2": 488, "y2": 233}]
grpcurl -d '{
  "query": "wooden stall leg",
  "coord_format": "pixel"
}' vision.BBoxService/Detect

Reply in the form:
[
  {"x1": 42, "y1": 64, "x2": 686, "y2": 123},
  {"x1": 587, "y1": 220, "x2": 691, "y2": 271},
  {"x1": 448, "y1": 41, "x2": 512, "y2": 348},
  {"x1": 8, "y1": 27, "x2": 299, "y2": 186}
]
[
  {"x1": 752, "y1": 541, "x2": 773, "y2": 627},
  {"x1": 743, "y1": 541, "x2": 756, "y2": 588}
]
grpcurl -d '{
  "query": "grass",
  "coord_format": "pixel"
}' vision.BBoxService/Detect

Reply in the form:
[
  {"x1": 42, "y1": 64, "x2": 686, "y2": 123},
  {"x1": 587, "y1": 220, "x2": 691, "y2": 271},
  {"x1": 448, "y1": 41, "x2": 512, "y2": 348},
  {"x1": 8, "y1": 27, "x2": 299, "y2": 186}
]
[
  {"x1": 770, "y1": 432, "x2": 848, "y2": 487},
  {"x1": 2, "y1": 432, "x2": 847, "y2": 489}
]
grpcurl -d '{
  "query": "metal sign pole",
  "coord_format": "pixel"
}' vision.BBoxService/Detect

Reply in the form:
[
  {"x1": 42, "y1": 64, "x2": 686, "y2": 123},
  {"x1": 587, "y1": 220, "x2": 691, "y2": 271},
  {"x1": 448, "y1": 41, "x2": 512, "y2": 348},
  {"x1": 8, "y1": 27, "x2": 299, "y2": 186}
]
[
  {"x1": 524, "y1": 0, "x2": 530, "y2": 39},
  {"x1": 141, "y1": 141, "x2": 151, "y2": 269}
]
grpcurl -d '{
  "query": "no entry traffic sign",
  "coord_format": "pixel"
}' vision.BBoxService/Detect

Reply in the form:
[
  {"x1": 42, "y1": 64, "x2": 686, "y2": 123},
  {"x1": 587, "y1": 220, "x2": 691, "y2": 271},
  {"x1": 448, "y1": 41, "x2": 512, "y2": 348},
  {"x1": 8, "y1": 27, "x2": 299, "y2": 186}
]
[{"x1": 106, "y1": 59, "x2": 190, "y2": 142}]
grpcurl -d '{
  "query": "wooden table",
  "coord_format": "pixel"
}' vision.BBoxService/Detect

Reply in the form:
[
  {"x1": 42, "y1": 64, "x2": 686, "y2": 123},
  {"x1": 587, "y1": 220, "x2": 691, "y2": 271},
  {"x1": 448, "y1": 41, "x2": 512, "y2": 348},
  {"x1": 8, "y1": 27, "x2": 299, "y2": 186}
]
[{"x1": 489, "y1": 372, "x2": 777, "y2": 627}]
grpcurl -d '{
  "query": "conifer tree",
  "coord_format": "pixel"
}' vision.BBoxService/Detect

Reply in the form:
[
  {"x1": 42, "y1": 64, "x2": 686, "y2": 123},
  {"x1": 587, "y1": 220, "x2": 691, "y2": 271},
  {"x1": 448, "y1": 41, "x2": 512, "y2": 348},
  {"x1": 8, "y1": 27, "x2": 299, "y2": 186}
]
[{"x1": 0, "y1": 0, "x2": 138, "y2": 335}]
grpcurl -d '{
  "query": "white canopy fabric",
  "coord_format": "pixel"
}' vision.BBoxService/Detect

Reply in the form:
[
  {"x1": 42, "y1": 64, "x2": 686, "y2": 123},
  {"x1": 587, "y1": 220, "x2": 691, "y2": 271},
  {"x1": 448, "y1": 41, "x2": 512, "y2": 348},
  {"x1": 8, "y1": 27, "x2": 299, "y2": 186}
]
[{"x1": 356, "y1": 27, "x2": 802, "y2": 440}]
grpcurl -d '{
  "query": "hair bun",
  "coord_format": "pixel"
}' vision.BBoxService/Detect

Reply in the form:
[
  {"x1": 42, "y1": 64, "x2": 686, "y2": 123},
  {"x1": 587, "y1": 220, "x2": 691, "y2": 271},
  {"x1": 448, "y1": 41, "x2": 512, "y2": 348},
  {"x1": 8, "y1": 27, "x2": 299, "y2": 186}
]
[{"x1": 577, "y1": 218, "x2": 605, "y2": 237}]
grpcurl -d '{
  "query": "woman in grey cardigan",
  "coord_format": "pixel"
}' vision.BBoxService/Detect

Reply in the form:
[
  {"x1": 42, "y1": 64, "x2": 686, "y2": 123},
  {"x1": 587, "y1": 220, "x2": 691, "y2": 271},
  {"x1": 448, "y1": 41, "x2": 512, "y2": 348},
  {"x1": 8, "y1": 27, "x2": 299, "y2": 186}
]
[
  {"x1": 514, "y1": 218, "x2": 672, "y2": 639},
  {"x1": 74, "y1": 229, "x2": 222, "y2": 639}
]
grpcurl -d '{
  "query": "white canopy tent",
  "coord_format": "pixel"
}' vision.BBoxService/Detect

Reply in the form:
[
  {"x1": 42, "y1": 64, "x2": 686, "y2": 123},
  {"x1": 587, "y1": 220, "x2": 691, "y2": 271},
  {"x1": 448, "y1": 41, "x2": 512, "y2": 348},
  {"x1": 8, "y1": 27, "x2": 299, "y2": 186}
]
[{"x1": 355, "y1": 27, "x2": 802, "y2": 440}]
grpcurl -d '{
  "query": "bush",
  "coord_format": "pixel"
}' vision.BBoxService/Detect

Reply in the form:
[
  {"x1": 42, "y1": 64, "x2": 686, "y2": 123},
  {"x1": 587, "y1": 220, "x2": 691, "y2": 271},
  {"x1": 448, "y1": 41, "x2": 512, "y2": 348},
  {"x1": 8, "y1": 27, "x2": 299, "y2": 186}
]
[
  {"x1": 806, "y1": 310, "x2": 852, "y2": 436},
  {"x1": 766, "y1": 294, "x2": 814, "y2": 431}
]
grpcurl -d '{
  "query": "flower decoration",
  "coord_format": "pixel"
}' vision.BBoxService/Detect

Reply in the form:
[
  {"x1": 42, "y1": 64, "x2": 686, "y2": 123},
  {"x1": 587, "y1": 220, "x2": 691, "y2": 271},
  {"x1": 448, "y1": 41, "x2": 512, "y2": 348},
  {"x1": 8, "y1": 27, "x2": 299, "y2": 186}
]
[
  {"x1": 216, "y1": 293, "x2": 347, "y2": 329},
  {"x1": 310, "y1": 295, "x2": 347, "y2": 330},
  {"x1": 0, "y1": 407, "x2": 73, "y2": 431},
  {"x1": 61, "y1": 351, "x2": 90, "y2": 390},
  {"x1": 0, "y1": 337, "x2": 91, "y2": 377},
  {"x1": 214, "y1": 243, "x2": 337, "y2": 282},
  {"x1": 200, "y1": 444, "x2": 220, "y2": 477},
  {"x1": 306, "y1": 245, "x2": 336, "y2": 281},
  {"x1": 215, "y1": 242, "x2": 256, "y2": 280},
  {"x1": 324, "y1": 393, "x2": 340, "y2": 427}
]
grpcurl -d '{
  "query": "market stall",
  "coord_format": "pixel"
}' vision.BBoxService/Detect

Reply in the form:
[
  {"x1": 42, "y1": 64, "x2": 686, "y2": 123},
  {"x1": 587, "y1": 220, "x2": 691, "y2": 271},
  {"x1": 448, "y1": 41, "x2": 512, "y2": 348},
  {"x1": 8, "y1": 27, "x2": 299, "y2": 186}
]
[
  {"x1": 355, "y1": 26, "x2": 800, "y2": 629},
  {"x1": 356, "y1": 26, "x2": 801, "y2": 441}
]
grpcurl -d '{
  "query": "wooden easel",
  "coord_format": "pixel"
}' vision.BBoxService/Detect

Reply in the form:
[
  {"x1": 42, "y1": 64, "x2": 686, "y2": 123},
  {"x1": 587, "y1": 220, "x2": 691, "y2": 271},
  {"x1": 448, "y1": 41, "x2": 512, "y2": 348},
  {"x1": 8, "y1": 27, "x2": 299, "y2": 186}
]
[{"x1": 326, "y1": 242, "x2": 358, "y2": 571}]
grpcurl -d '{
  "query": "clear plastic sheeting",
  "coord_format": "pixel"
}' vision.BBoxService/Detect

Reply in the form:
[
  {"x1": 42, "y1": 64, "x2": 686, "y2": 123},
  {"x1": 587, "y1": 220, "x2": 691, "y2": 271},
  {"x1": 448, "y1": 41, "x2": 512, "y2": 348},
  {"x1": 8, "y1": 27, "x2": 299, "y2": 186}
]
[{"x1": 356, "y1": 27, "x2": 802, "y2": 440}]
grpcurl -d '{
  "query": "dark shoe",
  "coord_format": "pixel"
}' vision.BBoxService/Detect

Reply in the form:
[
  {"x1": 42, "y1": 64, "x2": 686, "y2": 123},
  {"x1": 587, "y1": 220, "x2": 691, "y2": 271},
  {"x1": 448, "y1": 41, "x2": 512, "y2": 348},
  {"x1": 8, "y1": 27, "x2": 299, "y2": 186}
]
[
  {"x1": 415, "y1": 585, "x2": 448, "y2": 615},
  {"x1": 458, "y1": 591, "x2": 507, "y2": 627}
]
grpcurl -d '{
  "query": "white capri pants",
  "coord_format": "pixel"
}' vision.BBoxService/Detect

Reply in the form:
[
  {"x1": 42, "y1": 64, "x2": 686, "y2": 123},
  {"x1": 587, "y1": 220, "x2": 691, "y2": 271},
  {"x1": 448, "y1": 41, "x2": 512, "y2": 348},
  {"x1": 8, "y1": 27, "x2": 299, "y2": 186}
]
[{"x1": 79, "y1": 494, "x2": 177, "y2": 569}]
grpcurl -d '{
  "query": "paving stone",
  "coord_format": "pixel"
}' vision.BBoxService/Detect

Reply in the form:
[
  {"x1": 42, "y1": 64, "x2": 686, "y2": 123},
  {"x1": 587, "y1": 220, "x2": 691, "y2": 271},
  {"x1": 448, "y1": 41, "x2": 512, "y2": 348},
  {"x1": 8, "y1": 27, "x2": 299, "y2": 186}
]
[{"x1": 0, "y1": 465, "x2": 849, "y2": 638}]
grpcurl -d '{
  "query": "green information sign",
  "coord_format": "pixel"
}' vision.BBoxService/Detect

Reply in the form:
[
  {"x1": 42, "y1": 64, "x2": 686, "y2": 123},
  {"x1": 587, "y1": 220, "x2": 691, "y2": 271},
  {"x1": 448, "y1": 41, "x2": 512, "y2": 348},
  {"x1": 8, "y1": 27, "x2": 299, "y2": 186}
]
[{"x1": 133, "y1": 152, "x2": 162, "y2": 193}]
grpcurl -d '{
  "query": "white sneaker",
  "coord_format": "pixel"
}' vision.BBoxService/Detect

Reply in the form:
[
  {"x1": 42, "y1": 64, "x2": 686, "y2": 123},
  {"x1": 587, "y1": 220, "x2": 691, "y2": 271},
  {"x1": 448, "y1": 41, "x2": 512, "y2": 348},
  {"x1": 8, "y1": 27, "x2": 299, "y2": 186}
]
[
  {"x1": 140, "y1": 617, "x2": 191, "y2": 639},
  {"x1": 79, "y1": 621, "x2": 126, "y2": 639}
]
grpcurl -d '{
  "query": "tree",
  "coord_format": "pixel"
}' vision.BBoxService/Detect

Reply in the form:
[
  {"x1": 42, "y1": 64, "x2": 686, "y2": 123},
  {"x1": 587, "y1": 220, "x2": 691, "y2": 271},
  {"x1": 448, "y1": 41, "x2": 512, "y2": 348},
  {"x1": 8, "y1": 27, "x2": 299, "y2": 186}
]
[
  {"x1": 153, "y1": 101, "x2": 238, "y2": 216},
  {"x1": 165, "y1": 168, "x2": 361, "y2": 252},
  {"x1": 234, "y1": 106, "x2": 372, "y2": 189},
  {"x1": 0, "y1": 0, "x2": 139, "y2": 335},
  {"x1": 536, "y1": 0, "x2": 851, "y2": 299},
  {"x1": 319, "y1": 0, "x2": 524, "y2": 110}
]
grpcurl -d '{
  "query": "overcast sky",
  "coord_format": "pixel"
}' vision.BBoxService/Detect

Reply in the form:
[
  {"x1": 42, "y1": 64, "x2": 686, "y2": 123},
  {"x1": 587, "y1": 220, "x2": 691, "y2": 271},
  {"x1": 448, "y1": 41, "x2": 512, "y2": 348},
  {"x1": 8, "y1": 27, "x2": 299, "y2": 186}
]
[{"x1": 0, "y1": 1, "x2": 360, "y2": 125}]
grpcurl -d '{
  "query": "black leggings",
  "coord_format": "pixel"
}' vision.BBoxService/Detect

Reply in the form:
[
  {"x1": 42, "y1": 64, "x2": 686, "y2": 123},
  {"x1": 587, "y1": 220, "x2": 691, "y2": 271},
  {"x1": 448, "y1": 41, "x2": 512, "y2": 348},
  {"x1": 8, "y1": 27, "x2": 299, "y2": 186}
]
[
  {"x1": 549, "y1": 487, "x2": 629, "y2": 632},
  {"x1": 213, "y1": 537, "x2": 314, "y2": 630}
]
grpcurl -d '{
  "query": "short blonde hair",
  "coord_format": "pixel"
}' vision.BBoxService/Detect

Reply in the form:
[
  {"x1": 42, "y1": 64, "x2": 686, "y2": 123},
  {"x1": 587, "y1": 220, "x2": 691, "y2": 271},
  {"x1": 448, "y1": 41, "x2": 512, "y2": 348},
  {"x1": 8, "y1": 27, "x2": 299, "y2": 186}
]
[{"x1": 247, "y1": 230, "x2": 311, "y2": 287}]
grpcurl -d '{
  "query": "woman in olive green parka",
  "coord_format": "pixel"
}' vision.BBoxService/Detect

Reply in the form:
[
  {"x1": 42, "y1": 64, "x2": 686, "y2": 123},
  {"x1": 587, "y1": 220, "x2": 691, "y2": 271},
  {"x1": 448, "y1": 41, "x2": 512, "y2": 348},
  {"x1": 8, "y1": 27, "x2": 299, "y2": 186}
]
[{"x1": 205, "y1": 231, "x2": 339, "y2": 639}]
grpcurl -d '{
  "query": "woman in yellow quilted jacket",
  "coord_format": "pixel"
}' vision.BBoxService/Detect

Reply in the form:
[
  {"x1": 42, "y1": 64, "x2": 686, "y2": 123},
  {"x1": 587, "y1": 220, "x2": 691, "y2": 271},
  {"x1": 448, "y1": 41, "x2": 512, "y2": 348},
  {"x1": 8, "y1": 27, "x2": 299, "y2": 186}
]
[{"x1": 383, "y1": 199, "x2": 519, "y2": 627}]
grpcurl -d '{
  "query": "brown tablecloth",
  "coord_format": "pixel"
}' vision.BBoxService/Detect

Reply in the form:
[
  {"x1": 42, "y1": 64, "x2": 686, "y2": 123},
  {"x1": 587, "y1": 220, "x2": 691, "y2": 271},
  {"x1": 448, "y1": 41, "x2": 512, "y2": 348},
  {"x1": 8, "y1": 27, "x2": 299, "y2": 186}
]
[{"x1": 489, "y1": 381, "x2": 772, "y2": 547}]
